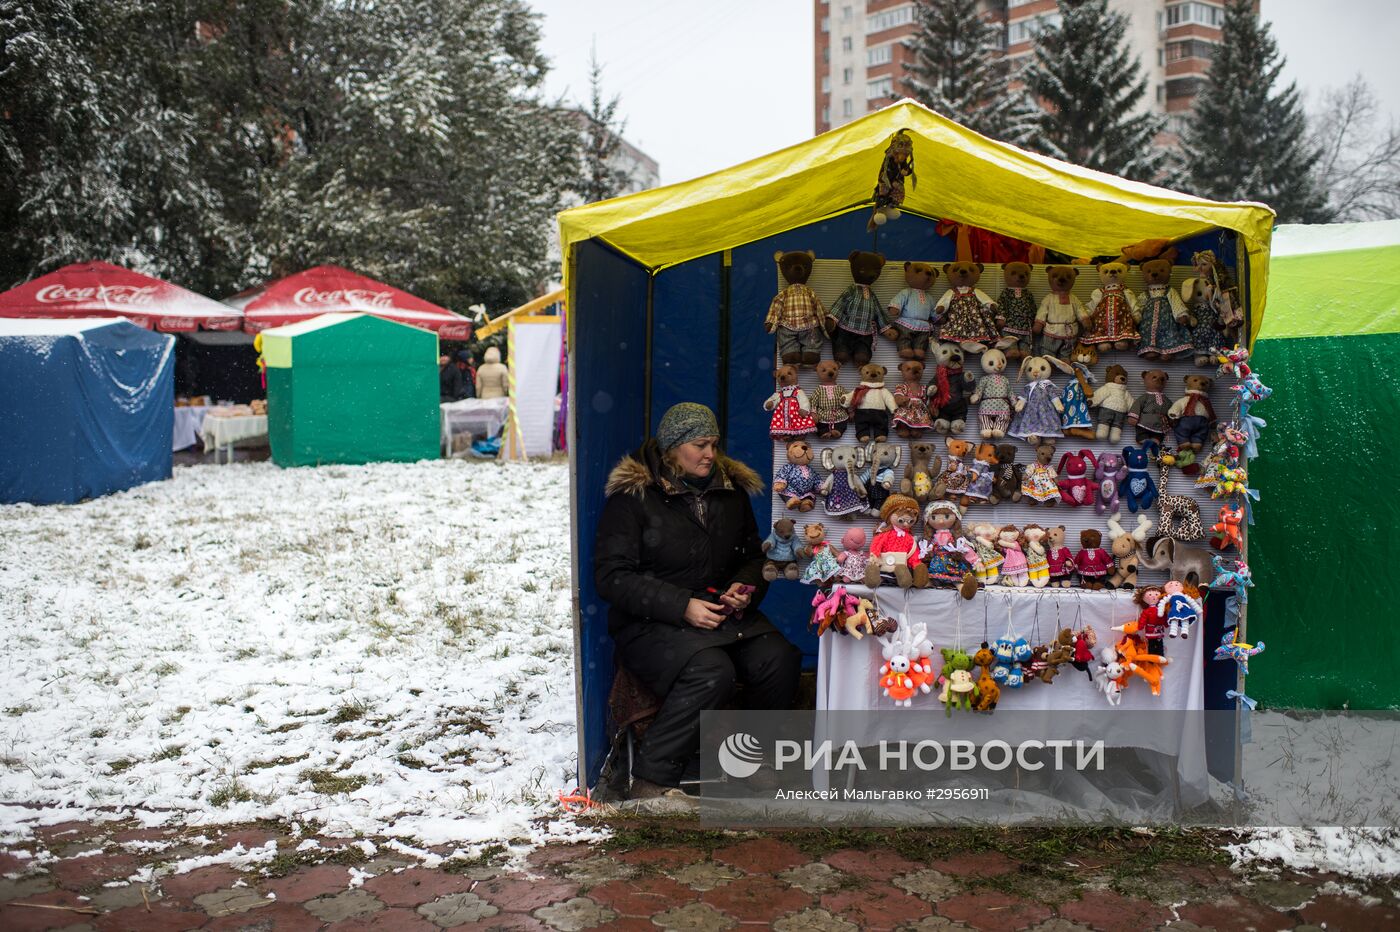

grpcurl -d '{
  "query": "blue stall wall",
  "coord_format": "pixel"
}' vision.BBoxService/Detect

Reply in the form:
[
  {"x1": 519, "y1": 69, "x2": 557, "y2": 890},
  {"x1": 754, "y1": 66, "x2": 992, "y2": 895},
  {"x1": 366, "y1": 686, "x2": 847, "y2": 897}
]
[
  {"x1": 649, "y1": 258, "x2": 722, "y2": 432},
  {"x1": 571, "y1": 239, "x2": 649, "y2": 787}
]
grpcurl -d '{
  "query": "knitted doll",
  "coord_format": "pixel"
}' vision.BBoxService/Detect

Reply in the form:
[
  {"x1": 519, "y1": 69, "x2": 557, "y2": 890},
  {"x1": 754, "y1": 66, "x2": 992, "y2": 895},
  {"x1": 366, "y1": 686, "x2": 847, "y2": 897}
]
[
  {"x1": 809, "y1": 360, "x2": 851, "y2": 439},
  {"x1": 835, "y1": 527, "x2": 870, "y2": 583},
  {"x1": 1091, "y1": 363, "x2": 1135, "y2": 443},
  {"x1": 826, "y1": 250, "x2": 887, "y2": 365},
  {"x1": 819, "y1": 445, "x2": 868, "y2": 517},
  {"x1": 761, "y1": 518, "x2": 802, "y2": 581},
  {"x1": 1127, "y1": 369, "x2": 1171, "y2": 444},
  {"x1": 765, "y1": 250, "x2": 826, "y2": 367},
  {"x1": 1035, "y1": 265, "x2": 1090, "y2": 359},
  {"x1": 969, "y1": 522, "x2": 1004, "y2": 586},
  {"x1": 935, "y1": 436, "x2": 972, "y2": 501},
  {"x1": 1181, "y1": 249, "x2": 1238, "y2": 367},
  {"x1": 969, "y1": 349, "x2": 1023, "y2": 440},
  {"x1": 884, "y1": 261, "x2": 940, "y2": 361},
  {"x1": 1021, "y1": 442, "x2": 1061, "y2": 506},
  {"x1": 935, "y1": 261, "x2": 1008, "y2": 353},
  {"x1": 764, "y1": 365, "x2": 816, "y2": 438},
  {"x1": 1082, "y1": 261, "x2": 1141, "y2": 350},
  {"x1": 1158, "y1": 579, "x2": 1203, "y2": 639},
  {"x1": 1136, "y1": 258, "x2": 1193, "y2": 360},
  {"x1": 1022, "y1": 524, "x2": 1051, "y2": 588},
  {"x1": 850, "y1": 363, "x2": 897, "y2": 443},
  {"x1": 1168, "y1": 374, "x2": 1216, "y2": 451},
  {"x1": 1046, "y1": 525, "x2": 1076, "y2": 588},
  {"x1": 1071, "y1": 626, "x2": 1097, "y2": 678},
  {"x1": 772, "y1": 439, "x2": 819, "y2": 511},
  {"x1": 1008, "y1": 354, "x2": 1067, "y2": 444},
  {"x1": 1129, "y1": 584, "x2": 1168, "y2": 654},
  {"x1": 864, "y1": 495, "x2": 922, "y2": 589},
  {"x1": 891, "y1": 359, "x2": 933, "y2": 437},
  {"x1": 919, "y1": 500, "x2": 978, "y2": 590},
  {"x1": 1060, "y1": 343, "x2": 1097, "y2": 440},
  {"x1": 997, "y1": 525, "x2": 1029, "y2": 587},
  {"x1": 1074, "y1": 529, "x2": 1112, "y2": 590},
  {"x1": 928, "y1": 342, "x2": 973, "y2": 434},
  {"x1": 997, "y1": 261, "x2": 1038, "y2": 359}
]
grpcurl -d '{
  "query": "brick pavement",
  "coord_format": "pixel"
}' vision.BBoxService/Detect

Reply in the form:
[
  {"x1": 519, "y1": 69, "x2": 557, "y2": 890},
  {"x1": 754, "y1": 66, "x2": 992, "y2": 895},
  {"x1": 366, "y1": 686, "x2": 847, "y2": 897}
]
[{"x1": 1, "y1": 815, "x2": 1396, "y2": 931}]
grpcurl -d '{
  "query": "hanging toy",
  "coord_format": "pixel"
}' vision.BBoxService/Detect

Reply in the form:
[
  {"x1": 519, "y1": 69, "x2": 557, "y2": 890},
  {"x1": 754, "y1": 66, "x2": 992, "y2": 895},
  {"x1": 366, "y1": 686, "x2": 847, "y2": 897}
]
[
  {"x1": 1158, "y1": 579, "x2": 1203, "y2": 640},
  {"x1": 937, "y1": 648, "x2": 976, "y2": 717},
  {"x1": 1214, "y1": 629, "x2": 1265, "y2": 675},
  {"x1": 868, "y1": 129, "x2": 915, "y2": 232},
  {"x1": 810, "y1": 585, "x2": 859, "y2": 636},
  {"x1": 1216, "y1": 346, "x2": 1253, "y2": 380},
  {"x1": 1210, "y1": 504, "x2": 1245, "y2": 551},
  {"x1": 1095, "y1": 646, "x2": 1127, "y2": 706},
  {"x1": 971, "y1": 642, "x2": 1000, "y2": 712},
  {"x1": 1071, "y1": 627, "x2": 1097, "y2": 680},
  {"x1": 878, "y1": 622, "x2": 934, "y2": 707},
  {"x1": 1209, "y1": 556, "x2": 1254, "y2": 602},
  {"x1": 1236, "y1": 373, "x2": 1272, "y2": 405}
]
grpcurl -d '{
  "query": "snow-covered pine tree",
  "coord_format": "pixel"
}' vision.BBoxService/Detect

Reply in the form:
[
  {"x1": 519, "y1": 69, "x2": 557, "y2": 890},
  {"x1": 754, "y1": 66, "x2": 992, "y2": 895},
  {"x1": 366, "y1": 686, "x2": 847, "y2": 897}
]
[
  {"x1": 1179, "y1": 0, "x2": 1330, "y2": 222},
  {"x1": 1019, "y1": 0, "x2": 1167, "y2": 182},
  {"x1": 901, "y1": 0, "x2": 1036, "y2": 145},
  {"x1": 578, "y1": 49, "x2": 633, "y2": 204}
]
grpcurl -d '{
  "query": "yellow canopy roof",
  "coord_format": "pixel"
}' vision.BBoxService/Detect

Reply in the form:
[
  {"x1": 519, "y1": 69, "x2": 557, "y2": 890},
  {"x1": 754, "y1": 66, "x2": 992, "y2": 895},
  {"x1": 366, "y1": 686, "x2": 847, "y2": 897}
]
[{"x1": 559, "y1": 98, "x2": 1276, "y2": 342}]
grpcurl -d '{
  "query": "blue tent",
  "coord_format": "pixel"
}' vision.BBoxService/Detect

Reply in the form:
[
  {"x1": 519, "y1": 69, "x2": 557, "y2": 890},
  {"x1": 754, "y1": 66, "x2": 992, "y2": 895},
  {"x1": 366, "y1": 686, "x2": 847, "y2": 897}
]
[{"x1": 0, "y1": 318, "x2": 175, "y2": 505}]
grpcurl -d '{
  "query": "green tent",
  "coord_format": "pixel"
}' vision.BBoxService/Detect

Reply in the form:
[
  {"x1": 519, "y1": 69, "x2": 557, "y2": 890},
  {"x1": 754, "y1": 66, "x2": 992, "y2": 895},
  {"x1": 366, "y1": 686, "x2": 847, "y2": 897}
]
[
  {"x1": 1251, "y1": 220, "x2": 1400, "y2": 709},
  {"x1": 261, "y1": 313, "x2": 439, "y2": 467}
]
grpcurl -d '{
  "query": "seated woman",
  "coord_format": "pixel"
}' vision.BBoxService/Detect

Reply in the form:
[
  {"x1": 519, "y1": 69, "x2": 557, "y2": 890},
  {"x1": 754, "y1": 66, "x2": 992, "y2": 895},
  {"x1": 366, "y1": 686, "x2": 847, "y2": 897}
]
[{"x1": 593, "y1": 403, "x2": 803, "y2": 799}]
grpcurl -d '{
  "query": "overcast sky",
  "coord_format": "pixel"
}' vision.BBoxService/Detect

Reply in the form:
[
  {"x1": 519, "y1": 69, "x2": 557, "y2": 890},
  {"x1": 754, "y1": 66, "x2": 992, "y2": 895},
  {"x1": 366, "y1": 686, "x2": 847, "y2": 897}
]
[{"x1": 528, "y1": 0, "x2": 1400, "y2": 187}]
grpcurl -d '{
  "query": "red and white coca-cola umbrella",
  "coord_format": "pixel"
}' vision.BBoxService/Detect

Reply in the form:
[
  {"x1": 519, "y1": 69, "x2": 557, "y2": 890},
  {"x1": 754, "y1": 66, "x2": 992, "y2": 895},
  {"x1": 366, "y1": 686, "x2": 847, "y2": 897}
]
[
  {"x1": 0, "y1": 261, "x2": 242, "y2": 332},
  {"x1": 231, "y1": 265, "x2": 472, "y2": 340}
]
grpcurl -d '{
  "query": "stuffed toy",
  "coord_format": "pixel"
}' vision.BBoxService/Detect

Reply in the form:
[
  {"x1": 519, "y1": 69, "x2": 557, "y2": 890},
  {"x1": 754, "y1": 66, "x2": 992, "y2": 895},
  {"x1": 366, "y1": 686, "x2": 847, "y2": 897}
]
[
  {"x1": 1106, "y1": 512, "x2": 1152, "y2": 590},
  {"x1": 1139, "y1": 537, "x2": 1214, "y2": 590},
  {"x1": 1008, "y1": 353, "x2": 1068, "y2": 444},
  {"x1": 1127, "y1": 369, "x2": 1171, "y2": 444},
  {"x1": 937, "y1": 647, "x2": 976, "y2": 716},
  {"x1": 1115, "y1": 634, "x2": 1171, "y2": 696},
  {"x1": 1083, "y1": 261, "x2": 1141, "y2": 350},
  {"x1": 800, "y1": 523, "x2": 842, "y2": 586},
  {"x1": 928, "y1": 342, "x2": 974, "y2": 434},
  {"x1": 1158, "y1": 579, "x2": 1203, "y2": 639},
  {"x1": 989, "y1": 443, "x2": 1023, "y2": 505},
  {"x1": 1168, "y1": 374, "x2": 1216, "y2": 451},
  {"x1": 1074, "y1": 528, "x2": 1112, "y2": 590},
  {"x1": 810, "y1": 360, "x2": 851, "y2": 439},
  {"x1": 1056, "y1": 448, "x2": 1097, "y2": 507},
  {"x1": 1093, "y1": 451, "x2": 1128, "y2": 515},
  {"x1": 819, "y1": 444, "x2": 868, "y2": 518},
  {"x1": 1214, "y1": 628, "x2": 1265, "y2": 676},
  {"x1": 1210, "y1": 555, "x2": 1254, "y2": 601},
  {"x1": 1092, "y1": 364, "x2": 1134, "y2": 443},
  {"x1": 1046, "y1": 525, "x2": 1075, "y2": 587},
  {"x1": 996, "y1": 525, "x2": 1029, "y2": 587},
  {"x1": 969, "y1": 522, "x2": 1004, "y2": 586},
  {"x1": 997, "y1": 262, "x2": 1038, "y2": 359},
  {"x1": 835, "y1": 527, "x2": 870, "y2": 584},
  {"x1": 864, "y1": 494, "x2": 922, "y2": 589},
  {"x1": 1152, "y1": 449, "x2": 1205, "y2": 542},
  {"x1": 761, "y1": 518, "x2": 802, "y2": 581},
  {"x1": 811, "y1": 584, "x2": 859, "y2": 636},
  {"x1": 936, "y1": 261, "x2": 1009, "y2": 353},
  {"x1": 1120, "y1": 440, "x2": 1159, "y2": 513},
  {"x1": 1060, "y1": 343, "x2": 1098, "y2": 439},
  {"x1": 765, "y1": 251, "x2": 826, "y2": 367},
  {"x1": 842, "y1": 596, "x2": 877, "y2": 639},
  {"x1": 969, "y1": 348, "x2": 1024, "y2": 439},
  {"x1": 973, "y1": 666, "x2": 1000, "y2": 712},
  {"x1": 1182, "y1": 249, "x2": 1240, "y2": 366},
  {"x1": 764, "y1": 365, "x2": 817, "y2": 438},
  {"x1": 878, "y1": 638, "x2": 923, "y2": 708},
  {"x1": 900, "y1": 440, "x2": 941, "y2": 508},
  {"x1": 1208, "y1": 503, "x2": 1244, "y2": 552},
  {"x1": 935, "y1": 436, "x2": 973, "y2": 501},
  {"x1": 1127, "y1": 585, "x2": 1168, "y2": 653},
  {"x1": 861, "y1": 440, "x2": 902, "y2": 517},
  {"x1": 885, "y1": 261, "x2": 940, "y2": 361},
  {"x1": 869, "y1": 129, "x2": 915, "y2": 231},
  {"x1": 919, "y1": 500, "x2": 978, "y2": 595},
  {"x1": 1071, "y1": 626, "x2": 1097, "y2": 679},
  {"x1": 1041, "y1": 636, "x2": 1072, "y2": 684},
  {"x1": 1035, "y1": 265, "x2": 1090, "y2": 359},
  {"x1": 1097, "y1": 657, "x2": 1126, "y2": 706},
  {"x1": 961, "y1": 442, "x2": 999, "y2": 507},
  {"x1": 827, "y1": 251, "x2": 888, "y2": 366},
  {"x1": 1022, "y1": 524, "x2": 1051, "y2": 588},
  {"x1": 892, "y1": 359, "x2": 934, "y2": 437},
  {"x1": 773, "y1": 439, "x2": 819, "y2": 511},
  {"x1": 1136, "y1": 258, "x2": 1194, "y2": 360},
  {"x1": 850, "y1": 363, "x2": 897, "y2": 443},
  {"x1": 1021, "y1": 441, "x2": 1061, "y2": 506}
]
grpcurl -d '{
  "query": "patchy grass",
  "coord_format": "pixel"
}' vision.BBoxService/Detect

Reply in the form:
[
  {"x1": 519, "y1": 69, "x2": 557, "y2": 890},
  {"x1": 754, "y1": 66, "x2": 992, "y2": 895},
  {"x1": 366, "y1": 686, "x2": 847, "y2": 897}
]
[
  {"x1": 442, "y1": 843, "x2": 509, "y2": 874},
  {"x1": 107, "y1": 758, "x2": 136, "y2": 775},
  {"x1": 247, "y1": 754, "x2": 309, "y2": 771},
  {"x1": 268, "y1": 722, "x2": 304, "y2": 734},
  {"x1": 396, "y1": 754, "x2": 429, "y2": 770},
  {"x1": 329, "y1": 699, "x2": 369, "y2": 725},
  {"x1": 209, "y1": 778, "x2": 259, "y2": 807},
  {"x1": 153, "y1": 744, "x2": 185, "y2": 761},
  {"x1": 4, "y1": 704, "x2": 35, "y2": 716},
  {"x1": 302, "y1": 768, "x2": 368, "y2": 795},
  {"x1": 261, "y1": 842, "x2": 369, "y2": 878}
]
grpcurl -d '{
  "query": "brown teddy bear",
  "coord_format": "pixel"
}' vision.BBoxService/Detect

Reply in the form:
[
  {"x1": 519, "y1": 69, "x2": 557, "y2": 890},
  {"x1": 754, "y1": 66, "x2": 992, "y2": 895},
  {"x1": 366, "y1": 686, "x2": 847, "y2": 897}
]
[
  {"x1": 1127, "y1": 369, "x2": 1171, "y2": 443},
  {"x1": 935, "y1": 261, "x2": 1009, "y2": 353},
  {"x1": 998, "y1": 261, "x2": 1038, "y2": 359},
  {"x1": 1046, "y1": 525, "x2": 1075, "y2": 587},
  {"x1": 892, "y1": 359, "x2": 933, "y2": 437},
  {"x1": 884, "y1": 261, "x2": 940, "y2": 361},
  {"x1": 1168, "y1": 373, "x2": 1216, "y2": 451},
  {"x1": 850, "y1": 362, "x2": 896, "y2": 442},
  {"x1": 961, "y1": 441, "x2": 999, "y2": 507},
  {"x1": 765, "y1": 250, "x2": 825, "y2": 367},
  {"x1": 1084, "y1": 260, "x2": 1141, "y2": 350},
  {"x1": 1137, "y1": 258, "x2": 1193, "y2": 360},
  {"x1": 761, "y1": 518, "x2": 801, "y2": 581},
  {"x1": 1091, "y1": 363, "x2": 1135, "y2": 443},
  {"x1": 773, "y1": 439, "x2": 818, "y2": 511},
  {"x1": 810, "y1": 359, "x2": 850, "y2": 439},
  {"x1": 826, "y1": 250, "x2": 887, "y2": 366},
  {"x1": 763, "y1": 364, "x2": 817, "y2": 438},
  {"x1": 928, "y1": 342, "x2": 972, "y2": 434},
  {"x1": 1035, "y1": 265, "x2": 1089, "y2": 359},
  {"x1": 1075, "y1": 528, "x2": 1112, "y2": 590},
  {"x1": 935, "y1": 436, "x2": 973, "y2": 500},
  {"x1": 989, "y1": 443, "x2": 1022, "y2": 504},
  {"x1": 1020, "y1": 440, "x2": 1060, "y2": 505},
  {"x1": 901, "y1": 440, "x2": 941, "y2": 507}
]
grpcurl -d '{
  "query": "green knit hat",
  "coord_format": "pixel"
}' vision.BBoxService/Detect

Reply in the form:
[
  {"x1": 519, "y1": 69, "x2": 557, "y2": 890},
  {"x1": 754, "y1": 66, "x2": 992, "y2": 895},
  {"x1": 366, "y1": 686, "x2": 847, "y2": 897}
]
[{"x1": 656, "y1": 403, "x2": 720, "y2": 451}]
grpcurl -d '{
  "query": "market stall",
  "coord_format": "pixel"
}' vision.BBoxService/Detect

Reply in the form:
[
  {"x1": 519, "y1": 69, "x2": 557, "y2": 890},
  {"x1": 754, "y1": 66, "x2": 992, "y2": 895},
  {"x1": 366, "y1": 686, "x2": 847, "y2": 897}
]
[
  {"x1": 0, "y1": 318, "x2": 174, "y2": 505},
  {"x1": 561, "y1": 99, "x2": 1275, "y2": 790},
  {"x1": 470, "y1": 289, "x2": 567, "y2": 460},
  {"x1": 0, "y1": 261, "x2": 242, "y2": 332}
]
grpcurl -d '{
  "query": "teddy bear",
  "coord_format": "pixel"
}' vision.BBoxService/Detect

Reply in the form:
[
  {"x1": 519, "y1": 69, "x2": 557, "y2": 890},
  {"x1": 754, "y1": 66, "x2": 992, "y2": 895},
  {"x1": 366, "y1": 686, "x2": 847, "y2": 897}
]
[
  {"x1": 989, "y1": 443, "x2": 1022, "y2": 505},
  {"x1": 961, "y1": 441, "x2": 999, "y2": 507},
  {"x1": 997, "y1": 261, "x2": 1038, "y2": 359},
  {"x1": 1045, "y1": 525, "x2": 1075, "y2": 587},
  {"x1": 772, "y1": 439, "x2": 819, "y2": 511},
  {"x1": 849, "y1": 363, "x2": 897, "y2": 443},
  {"x1": 1056, "y1": 448, "x2": 1097, "y2": 507},
  {"x1": 934, "y1": 436, "x2": 972, "y2": 501},
  {"x1": 1083, "y1": 260, "x2": 1141, "y2": 350},
  {"x1": 1035, "y1": 265, "x2": 1090, "y2": 359},
  {"x1": 1008, "y1": 354, "x2": 1069, "y2": 445},
  {"x1": 935, "y1": 261, "x2": 1010, "y2": 353},
  {"x1": 969, "y1": 348, "x2": 1023, "y2": 439},
  {"x1": 861, "y1": 440, "x2": 902, "y2": 517},
  {"x1": 884, "y1": 261, "x2": 940, "y2": 360},
  {"x1": 892, "y1": 359, "x2": 933, "y2": 437},
  {"x1": 763, "y1": 364, "x2": 817, "y2": 438},
  {"x1": 799, "y1": 523, "x2": 842, "y2": 586},
  {"x1": 1127, "y1": 369, "x2": 1171, "y2": 444},
  {"x1": 1091, "y1": 363, "x2": 1134, "y2": 443},
  {"x1": 1136, "y1": 257, "x2": 1194, "y2": 360},
  {"x1": 819, "y1": 445, "x2": 868, "y2": 517},
  {"x1": 1120, "y1": 440, "x2": 1160, "y2": 513},
  {"x1": 1181, "y1": 248, "x2": 1240, "y2": 366},
  {"x1": 1021, "y1": 441, "x2": 1061, "y2": 506},
  {"x1": 761, "y1": 518, "x2": 801, "y2": 581},
  {"x1": 900, "y1": 440, "x2": 941, "y2": 508},
  {"x1": 927, "y1": 342, "x2": 973, "y2": 434},
  {"x1": 809, "y1": 359, "x2": 850, "y2": 439},
  {"x1": 869, "y1": 129, "x2": 915, "y2": 230},
  {"x1": 765, "y1": 250, "x2": 825, "y2": 367},
  {"x1": 865, "y1": 494, "x2": 922, "y2": 589},
  {"x1": 1168, "y1": 373, "x2": 1216, "y2": 451},
  {"x1": 1075, "y1": 529, "x2": 1112, "y2": 590},
  {"x1": 1022, "y1": 523, "x2": 1051, "y2": 587},
  {"x1": 826, "y1": 250, "x2": 887, "y2": 366},
  {"x1": 1093, "y1": 451, "x2": 1127, "y2": 515}
]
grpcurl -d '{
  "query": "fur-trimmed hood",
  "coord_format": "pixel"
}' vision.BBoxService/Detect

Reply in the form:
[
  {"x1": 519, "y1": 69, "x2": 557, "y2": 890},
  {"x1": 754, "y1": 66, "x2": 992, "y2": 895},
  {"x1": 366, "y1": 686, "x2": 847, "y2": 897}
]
[{"x1": 605, "y1": 439, "x2": 763, "y2": 498}]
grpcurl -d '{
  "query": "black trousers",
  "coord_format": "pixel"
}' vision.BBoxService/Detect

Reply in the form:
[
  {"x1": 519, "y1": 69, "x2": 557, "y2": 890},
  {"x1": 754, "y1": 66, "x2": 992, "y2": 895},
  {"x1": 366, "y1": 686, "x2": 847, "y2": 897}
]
[{"x1": 632, "y1": 633, "x2": 803, "y2": 786}]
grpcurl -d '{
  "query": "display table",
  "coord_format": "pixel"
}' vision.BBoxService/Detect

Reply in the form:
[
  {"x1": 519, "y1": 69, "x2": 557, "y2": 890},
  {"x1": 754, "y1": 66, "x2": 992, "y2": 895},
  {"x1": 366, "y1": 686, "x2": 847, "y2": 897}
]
[
  {"x1": 201, "y1": 414, "x2": 268, "y2": 464},
  {"x1": 172, "y1": 405, "x2": 209, "y2": 451},
  {"x1": 440, "y1": 397, "x2": 508, "y2": 455}
]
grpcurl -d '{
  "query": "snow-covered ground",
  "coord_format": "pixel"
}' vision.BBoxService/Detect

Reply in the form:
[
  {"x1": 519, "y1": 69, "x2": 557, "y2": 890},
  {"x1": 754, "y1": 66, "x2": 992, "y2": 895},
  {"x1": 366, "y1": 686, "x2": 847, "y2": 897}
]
[{"x1": 0, "y1": 459, "x2": 601, "y2": 854}]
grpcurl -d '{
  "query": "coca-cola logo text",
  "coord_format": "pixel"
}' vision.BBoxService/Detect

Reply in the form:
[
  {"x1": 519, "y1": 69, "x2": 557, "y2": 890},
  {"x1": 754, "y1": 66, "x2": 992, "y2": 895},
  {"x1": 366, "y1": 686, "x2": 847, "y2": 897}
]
[
  {"x1": 35, "y1": 284, "x2": 159, "y2": 307},
  {"x1": 291, "y1": 287, "x2": 395, "y2": 309}
]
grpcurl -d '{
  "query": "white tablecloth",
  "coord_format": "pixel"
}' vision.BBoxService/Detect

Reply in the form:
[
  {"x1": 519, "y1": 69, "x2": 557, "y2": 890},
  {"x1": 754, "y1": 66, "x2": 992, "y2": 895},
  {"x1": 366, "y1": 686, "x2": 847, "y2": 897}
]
[
  {"x1": 201, "y1": 415, "x2": 268, "y2": 453},
  {"x1": 172, "y1": 406, "x2": 209, "y2": 451},
  {"x1": 440, "y1": 397, "x2": 509, "y2": 451}
]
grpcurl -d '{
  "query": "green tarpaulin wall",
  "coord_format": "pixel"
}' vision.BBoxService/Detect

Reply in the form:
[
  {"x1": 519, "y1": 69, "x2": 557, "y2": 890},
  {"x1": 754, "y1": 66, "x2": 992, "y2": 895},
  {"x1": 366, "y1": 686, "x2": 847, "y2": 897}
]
[
  {"x1": 1251, "y1": 220, "x2": 1400, "y2": 709},
  {"x1": 262, "y1": 313, "x2": 439, "y2": 467}
]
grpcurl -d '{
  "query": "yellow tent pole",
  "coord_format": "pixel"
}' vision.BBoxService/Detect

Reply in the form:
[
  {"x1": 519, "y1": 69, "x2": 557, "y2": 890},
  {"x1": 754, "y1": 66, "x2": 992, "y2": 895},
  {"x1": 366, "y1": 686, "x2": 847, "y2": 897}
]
[
  {"x1": 476, "y1": 288, "x2": 565, "y2": 340},
  {"x1": 500, "y1": 317, "x2": 526, "y2": 461}
]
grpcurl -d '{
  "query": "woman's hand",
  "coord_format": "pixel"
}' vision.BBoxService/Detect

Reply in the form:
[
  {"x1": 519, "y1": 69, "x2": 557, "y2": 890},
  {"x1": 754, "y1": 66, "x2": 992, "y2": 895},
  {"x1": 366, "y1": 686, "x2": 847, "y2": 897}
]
[
  {"x1": 684, "y1": 598, "x2": 727, "y2": 630},
  {"x1": 717, "y1": 583, "x2": 752, "y2": 613}
]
